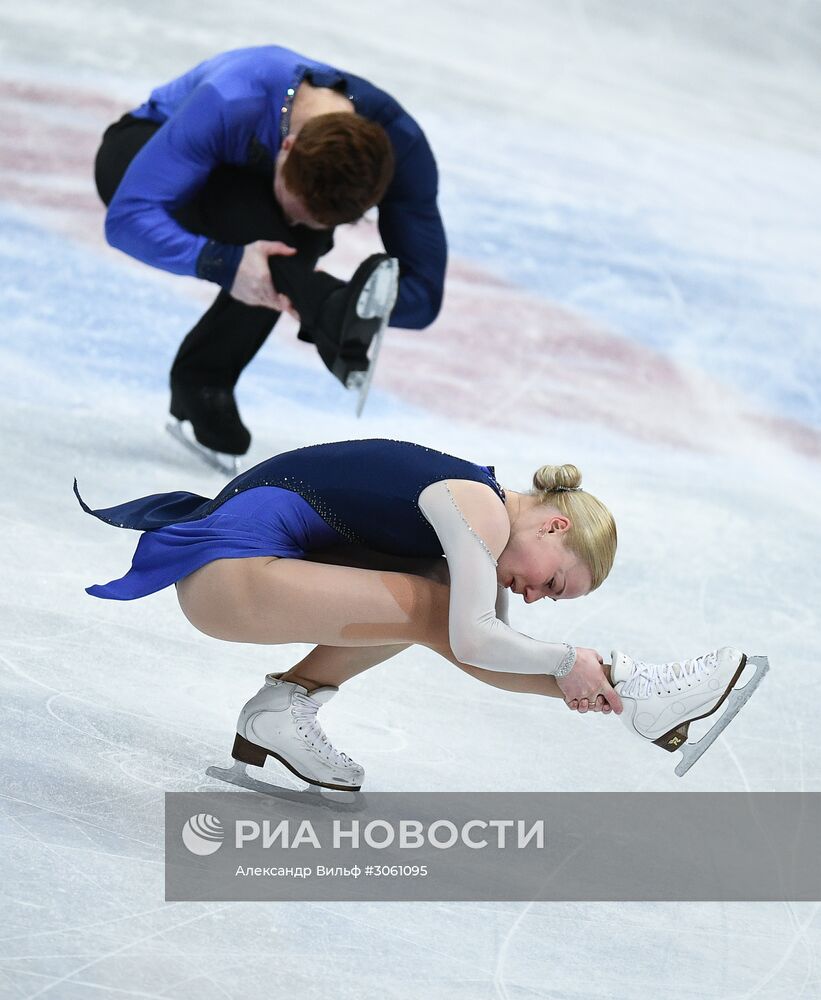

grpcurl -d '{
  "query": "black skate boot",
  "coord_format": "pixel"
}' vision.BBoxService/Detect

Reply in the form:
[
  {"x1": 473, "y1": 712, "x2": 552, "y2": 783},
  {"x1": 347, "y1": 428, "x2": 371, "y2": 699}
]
[
  {"x1": 311, "y1": 254, "x2": 399, "y2": 404},
  {"x1": 167, "y1": 382, "x2": 250, "y2": 474}
]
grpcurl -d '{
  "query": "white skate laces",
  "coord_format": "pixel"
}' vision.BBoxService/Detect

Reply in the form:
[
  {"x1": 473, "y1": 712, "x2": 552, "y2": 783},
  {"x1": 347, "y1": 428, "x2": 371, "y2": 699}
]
[
  {"x1": 291, "y1": 691, "x2": 357, "y2": 769},
  {"x1": 619, "y1": 650, "x2": 719, "y2": 699}
]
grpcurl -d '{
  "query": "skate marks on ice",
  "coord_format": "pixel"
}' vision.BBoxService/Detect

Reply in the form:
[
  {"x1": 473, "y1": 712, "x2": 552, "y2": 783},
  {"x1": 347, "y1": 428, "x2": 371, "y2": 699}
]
[
  {"x1": 0, "y1": 601, "x2": 374, "y2": 816},
  {"x1": 379, "y1": 264, "x2": 821, "y2": 463},
  {"x1": 0, "y1": 607, "x2": 230, "y2": 811},
  {"x1": 311, "y1": 218, "x2": 821, "y2": 462}
]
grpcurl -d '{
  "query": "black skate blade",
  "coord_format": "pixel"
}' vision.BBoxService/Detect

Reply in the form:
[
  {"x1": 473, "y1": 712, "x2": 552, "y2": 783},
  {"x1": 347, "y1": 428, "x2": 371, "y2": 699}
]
[
  {"x1": 349, "y1": 257, "x2": 398, "y2": 417},
  {"x1": 206, "y1": 762, "x2": 364, "y2": 811},
  {"x1": 674, "y1": 655, "x2": 769, "y2": 777},
  {"x1": 166, "y1": 420, "x2": 240, "y2": 476}
]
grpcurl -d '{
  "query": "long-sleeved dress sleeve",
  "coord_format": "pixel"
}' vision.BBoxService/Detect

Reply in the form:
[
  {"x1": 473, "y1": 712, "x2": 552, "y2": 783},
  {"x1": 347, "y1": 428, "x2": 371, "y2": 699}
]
[{"x1": 417, "y1": 481, "x2": 576, "y2": 677}]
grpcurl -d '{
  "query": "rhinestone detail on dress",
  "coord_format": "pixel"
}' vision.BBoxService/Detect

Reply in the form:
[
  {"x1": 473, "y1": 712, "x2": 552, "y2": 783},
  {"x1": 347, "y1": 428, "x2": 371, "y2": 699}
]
[
  {"x1": 205, "y1": 477, "x2": 364, "y2": 546},
  {"x1": 443, "y1": 483, "x2": 497, "y2": 567},
  {"x1": 553, "y1": 644, "x2": 577, "y2": 678}
]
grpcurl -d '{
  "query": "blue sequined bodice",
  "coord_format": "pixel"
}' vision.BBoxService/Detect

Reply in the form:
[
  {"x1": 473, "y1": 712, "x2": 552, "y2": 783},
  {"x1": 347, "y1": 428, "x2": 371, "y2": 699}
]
[{"x1": 76, "y1": 439, "x2": 505, "y2": 559}]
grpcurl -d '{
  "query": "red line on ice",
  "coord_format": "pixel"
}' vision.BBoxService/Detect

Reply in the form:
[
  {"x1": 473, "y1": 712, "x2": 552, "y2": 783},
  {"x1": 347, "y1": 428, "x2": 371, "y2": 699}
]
[{"x1": 3, "y1": 74, "x2": 818, "y2": 462}]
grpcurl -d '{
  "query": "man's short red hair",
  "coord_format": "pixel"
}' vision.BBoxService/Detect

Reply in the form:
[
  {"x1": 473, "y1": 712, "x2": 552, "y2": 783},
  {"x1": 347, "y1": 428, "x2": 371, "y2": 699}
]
[{"x1": 282, "y1": 112, "x2": 395, "y2": 227}]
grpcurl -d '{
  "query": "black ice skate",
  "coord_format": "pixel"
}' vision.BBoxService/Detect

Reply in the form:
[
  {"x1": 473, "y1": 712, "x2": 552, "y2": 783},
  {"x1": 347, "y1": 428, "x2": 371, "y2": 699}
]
[
  {"x1": 313, "y1": 254, "x2": 399, "y2": 416},
  {"x1": 166, "y1": 383, "x2": 250, "y2": 476}
]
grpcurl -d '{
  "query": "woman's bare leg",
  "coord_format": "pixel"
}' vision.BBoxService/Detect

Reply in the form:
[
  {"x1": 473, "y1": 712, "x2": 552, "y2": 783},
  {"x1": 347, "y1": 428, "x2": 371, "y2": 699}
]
[
  {"x1": 280, "y1": 642, "x2": 411, "y2": 690},
  {"x1": 280, "y1": 641, "x2": 569, "y2": 698},
  {"x1": 177, "y1": 556, "x2": 455, "y2": 647},
  {"x1": 176, "y1": 556, "x2": 567, "y2": 698}
]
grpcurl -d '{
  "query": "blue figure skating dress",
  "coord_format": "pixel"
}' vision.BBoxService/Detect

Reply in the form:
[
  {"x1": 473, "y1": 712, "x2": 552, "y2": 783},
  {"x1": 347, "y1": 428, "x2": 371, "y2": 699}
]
[{"x1": 77, "y1": 439, "x2": 505, "y2": 600}]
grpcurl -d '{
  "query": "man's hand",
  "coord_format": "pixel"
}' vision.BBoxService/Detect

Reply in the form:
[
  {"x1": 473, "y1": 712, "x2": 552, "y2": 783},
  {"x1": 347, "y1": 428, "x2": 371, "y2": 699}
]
[
  {"x1": 556, "y1": 646, "x2": 623, "y2": 714},
  {"x1": 230, "y1": 240, "x2": 300, "y2": 317}
]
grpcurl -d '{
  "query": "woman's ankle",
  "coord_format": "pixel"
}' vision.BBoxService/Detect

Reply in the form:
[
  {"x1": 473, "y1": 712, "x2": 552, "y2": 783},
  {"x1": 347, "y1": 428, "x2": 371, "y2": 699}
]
[{"x1": 279, "y1": 670, "x2": 322, "y2": 693}]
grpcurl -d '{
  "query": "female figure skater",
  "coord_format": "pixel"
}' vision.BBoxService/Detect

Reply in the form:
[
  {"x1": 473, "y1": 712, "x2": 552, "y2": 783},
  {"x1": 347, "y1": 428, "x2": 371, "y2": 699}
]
[{"x1": 77, "y1": 438, "x2": 761, "y2": 789}]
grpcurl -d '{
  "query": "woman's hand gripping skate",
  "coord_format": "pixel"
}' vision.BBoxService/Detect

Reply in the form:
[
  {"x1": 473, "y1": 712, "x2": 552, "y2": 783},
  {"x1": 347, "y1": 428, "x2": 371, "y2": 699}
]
[{"x1": 557, "y1": 647, "x2": 623, "y2": 716}]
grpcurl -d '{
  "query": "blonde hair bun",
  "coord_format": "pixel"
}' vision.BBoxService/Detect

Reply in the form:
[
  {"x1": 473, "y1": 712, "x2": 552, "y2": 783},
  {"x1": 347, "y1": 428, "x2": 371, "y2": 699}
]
[
  {"x1": 532, "y1": 463, "x2": 582, "y2": 493},
  {"x1": 528, "y1": 462, "x2": 616, "y2": 591}
]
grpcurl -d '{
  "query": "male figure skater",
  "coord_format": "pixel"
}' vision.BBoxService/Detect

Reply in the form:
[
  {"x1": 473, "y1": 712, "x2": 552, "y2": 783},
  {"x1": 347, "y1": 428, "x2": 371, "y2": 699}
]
[{"x1": 95, "y1": 45, "x2": 446, "y2": 463}]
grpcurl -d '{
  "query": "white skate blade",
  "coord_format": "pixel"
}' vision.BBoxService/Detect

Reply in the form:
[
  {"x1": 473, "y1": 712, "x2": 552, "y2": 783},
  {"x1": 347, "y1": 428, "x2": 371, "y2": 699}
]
[
  {"x1": 356, "y1": 257, "x2": 399, "y2": 320},
  {"x1": 348, "y1": 257, "x2": 399, "y2": 417},
  {"x1": 348, "y1": 319, "x2": 387, "y2": 417},
  {"x1": 165, "y1": 419, "x2": 240, "y2": 476},
  {"x1": 206, "y1": 762, "x2": 362, "y2": 808},
  {"x1": 674, "y1": 655, "x2": 769, "y2": 777}
]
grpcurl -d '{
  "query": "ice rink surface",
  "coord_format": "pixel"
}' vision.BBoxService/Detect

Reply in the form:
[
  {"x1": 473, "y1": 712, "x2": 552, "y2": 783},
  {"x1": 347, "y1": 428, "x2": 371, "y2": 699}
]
[{"x1": 1, "y1": 1, "x2": 821, "y2": 996}]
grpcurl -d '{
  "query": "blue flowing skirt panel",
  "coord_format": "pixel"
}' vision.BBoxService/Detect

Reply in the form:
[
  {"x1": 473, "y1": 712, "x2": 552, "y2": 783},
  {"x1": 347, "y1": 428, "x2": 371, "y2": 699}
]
[{"x1": 87, "y1": 487, "x2": 344, "y2": 601}]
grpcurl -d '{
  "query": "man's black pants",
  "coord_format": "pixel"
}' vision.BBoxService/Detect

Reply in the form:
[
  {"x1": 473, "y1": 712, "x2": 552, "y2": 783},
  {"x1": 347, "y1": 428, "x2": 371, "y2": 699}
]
[{"x1": 94, "y1": 115, "x2": 337, "y2": 391}]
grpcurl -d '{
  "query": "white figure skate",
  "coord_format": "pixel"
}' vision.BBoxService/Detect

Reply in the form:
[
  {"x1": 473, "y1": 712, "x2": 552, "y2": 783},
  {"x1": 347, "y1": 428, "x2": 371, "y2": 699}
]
[
  {"x1": 207, "y1": 675, "x2": 364, "y2": 793},
  {"x1": 610, "y1": 647, "x2": 769, "y2": 776}
]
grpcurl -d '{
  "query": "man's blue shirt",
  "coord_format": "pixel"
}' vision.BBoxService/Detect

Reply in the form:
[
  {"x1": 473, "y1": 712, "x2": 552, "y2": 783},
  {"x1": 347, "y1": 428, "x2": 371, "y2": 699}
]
[{"x1": 105, "y1": 45, "x2": 446, "y2": 328}]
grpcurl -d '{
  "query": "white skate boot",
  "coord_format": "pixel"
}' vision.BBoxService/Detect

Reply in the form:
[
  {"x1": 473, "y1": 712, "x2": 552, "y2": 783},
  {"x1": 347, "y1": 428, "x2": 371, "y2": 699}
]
[
  {"x1": 208, "y1": 675, "x2": 364, "y2": 793},
  {"x1": 610, "y1": 647, "x2": 769, "y2": 776}
]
